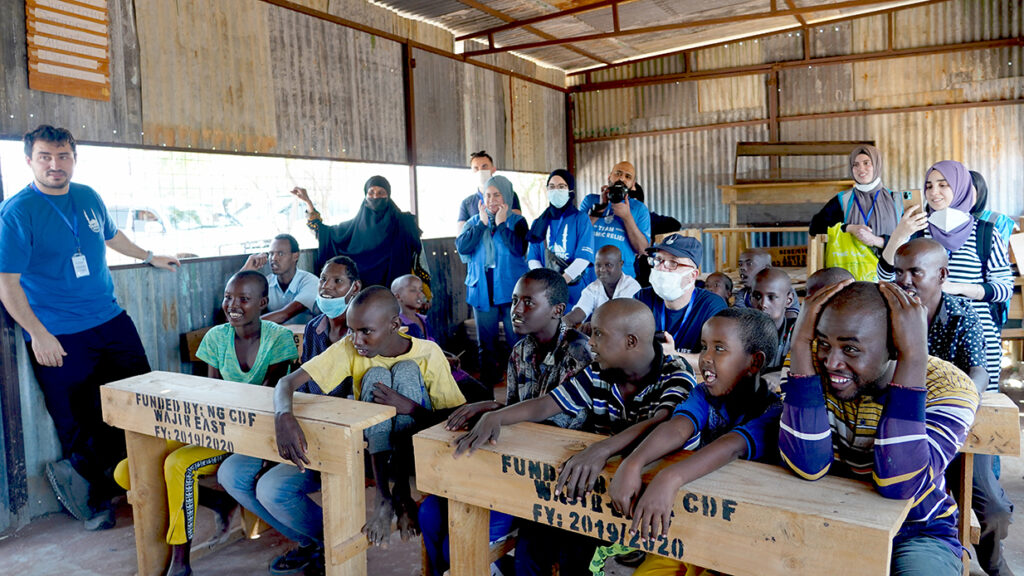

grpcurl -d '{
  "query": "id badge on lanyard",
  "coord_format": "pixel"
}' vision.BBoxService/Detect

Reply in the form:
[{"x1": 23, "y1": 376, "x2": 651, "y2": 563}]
[{"x1": 32, "y1": 183, "x2": 89, "y2": 278}]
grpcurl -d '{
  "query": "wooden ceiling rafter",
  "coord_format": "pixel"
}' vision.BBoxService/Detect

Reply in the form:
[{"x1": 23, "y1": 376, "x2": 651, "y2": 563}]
[
  {"x1": 453, "y1": 0, "x2": 612, "y2": 65},
  {"x1": 459, "y1": 0, "x2": 926, "y2": 58}
]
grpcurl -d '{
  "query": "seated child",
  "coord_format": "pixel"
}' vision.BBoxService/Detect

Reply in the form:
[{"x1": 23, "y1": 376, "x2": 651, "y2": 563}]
[
  {"x1": 264, "y1": 287, "x2": 465, "y2": 569},
  {"x1": 780, "y1": 281, "x2": 979, "y2": 575},
  {"x1": 217, "y1": 256, "x2": 361, "y2": 575},
  {"x1": 702, "y1": 272, "x2": 733, "y2": 305},
  {"x1": 391, "y1": 273, "x2": 490, "y2": 403},
  {"x1": 750, "y1": 268, "x2": 796, "y2": 370},
  {"x1": 735, "y1": 248, "x2": 799, "y2": 317},
  {"x1": 607, "y1": 307, "x2": 781, "y2": 576},
  {"x1": 563, "y1": 245, "x2": 641, "y2": 331},
  {"x1": 447, "y1": 268, "x2": 595, "y2": 576},
  {"x1": 115, "y1": 271, "x2": 298, "y2": 576},
  {"x1": 804, "y1": 266, "x2": 854, "y2": 299}
]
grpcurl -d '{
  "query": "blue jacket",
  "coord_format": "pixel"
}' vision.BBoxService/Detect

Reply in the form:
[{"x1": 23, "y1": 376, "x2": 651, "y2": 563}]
[{"x1": 456, "y1": 213, "x2": 530, "y2": 309}]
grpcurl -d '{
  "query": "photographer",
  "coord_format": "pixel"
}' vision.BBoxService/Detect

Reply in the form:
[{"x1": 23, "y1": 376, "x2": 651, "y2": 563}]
[{"x1": 579, "y1": 161, "x2": 651, "y2": 277}]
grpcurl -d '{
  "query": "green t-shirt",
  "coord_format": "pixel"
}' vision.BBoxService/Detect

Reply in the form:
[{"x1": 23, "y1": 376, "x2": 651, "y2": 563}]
[{"x1": 196, "y1": 321, "x2": 298, "y2": 384}]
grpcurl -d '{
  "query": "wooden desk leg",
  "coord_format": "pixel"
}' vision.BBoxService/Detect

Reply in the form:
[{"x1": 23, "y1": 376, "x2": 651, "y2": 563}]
[
  {"x1": 322, "y1": 429, "x2": 369, "y2": 576},
  {"x1": 125, "y1": 431, "x2": 171, "y2": 576},
  {"x1": 958, "y1": 454, "x2": 975, "y2": 576},
  {"x1": 447, "y1": 501, "x2": 490, "y2": 576}
]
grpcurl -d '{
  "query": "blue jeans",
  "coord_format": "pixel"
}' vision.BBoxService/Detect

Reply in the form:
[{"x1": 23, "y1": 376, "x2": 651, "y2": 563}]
[
  {"x1": 419, "y1": 495, "x2": 516, "y2": 576},
  {"x1": 890, "y1": 534, "x2": 961, "y2": 576},
  {"x1": 217, "y1": 454, "x2": 322, "y2": 547},
  {"x1": 359, "y1": 362, "x2": 431, "y2": 455},
  {"x1": 473, "y1": 303, "x2": 517, "y2": 386}
]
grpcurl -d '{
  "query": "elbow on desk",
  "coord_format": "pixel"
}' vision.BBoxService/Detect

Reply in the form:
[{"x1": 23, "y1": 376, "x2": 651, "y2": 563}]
[{"x1": 780, "y1": 450, "x2": 832, "y2": 482}]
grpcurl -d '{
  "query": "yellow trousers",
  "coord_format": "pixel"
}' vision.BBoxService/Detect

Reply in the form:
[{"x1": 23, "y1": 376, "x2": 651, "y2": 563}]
[
  {"x1": 114, "y1": 440, "x2": 228, "y2": 545},
  {"x1": 633, "y1": 554, "x2": 718, "y2": 576}
]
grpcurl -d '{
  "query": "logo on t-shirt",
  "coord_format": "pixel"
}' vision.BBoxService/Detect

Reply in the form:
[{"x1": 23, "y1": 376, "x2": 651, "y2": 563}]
[{"x1": 83, "y1": 209, "x2": 101, "y2": 234}]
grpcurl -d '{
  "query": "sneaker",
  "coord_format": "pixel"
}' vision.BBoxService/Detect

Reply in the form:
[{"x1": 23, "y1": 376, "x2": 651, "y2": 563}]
[
  {"x1": 46, "y1": 459, "x2": 92, "y2": 521},
  {"x1": 616, "y1": 549, "x2": 647, "y2": 567},
  {"x1": 269, "y1": 544, "x2": 322, "y2": 575},
  {"x1": 84, "y1": 507, "x2": 115, "y2": 531}
]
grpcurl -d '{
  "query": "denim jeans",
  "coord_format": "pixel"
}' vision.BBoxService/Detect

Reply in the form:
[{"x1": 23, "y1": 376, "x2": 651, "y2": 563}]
[
  {"x1": 419, "y1": 495, "x2": 516, "y2": 576},
  {"x1": 890, "y1": 534, "x2": 961, "y2": 576},
  {"x1": 359, "y1": 361, "x2": 431, "y2": 454},
  {"x1": 473, "y1": 303, "x2": 517, "y2": 386},
  {"x1": 217, "y1": 454, "x2": 322, "y2": 547}
]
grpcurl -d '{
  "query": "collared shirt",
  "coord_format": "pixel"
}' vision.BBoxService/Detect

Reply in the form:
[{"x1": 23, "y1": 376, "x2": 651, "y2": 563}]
[
  {"x1": 571, "y1": 274, "x2": 642, "y2": 320},
  {"x1": 267, "y1": 269, "x2": 318, "y2": 325},
  {"x1": 927, "y1": 293, "x2": 987, "y2": 387},
  {"x1": 673, "y1": 379, "x2": 781, "y2": 462},
  {"x1": 552, "y1": 347, "x2": 696, "y2": 435},
  {"x1": 634, "y1": 287, "x2": 727, "y2": 354},
  {"x1": 507, "y1": 323, "x2": 593, "y2": 430}
]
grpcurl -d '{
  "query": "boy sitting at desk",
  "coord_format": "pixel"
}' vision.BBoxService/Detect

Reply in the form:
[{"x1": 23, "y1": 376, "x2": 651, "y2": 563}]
[
  {"x1": 603, "y1": 307, "x2": 781, "y2": 575},
  {"x1": 266, "y1": 287, "x2": 465, "y2": 570},
  {"x1": 391, "y1": 273, "x2": 490, "y2": 403},
  {"x1": 750, "y1": 268, "x2": 796, "y2": 371},
  {"x1": 448, "y1": 268, "x2": 596, "y2": 575},
  {"x1": 780, "y1": 281, "x2": 979, "y2": 576},
  {"x1": 115, "y1": 271, "x2": 298, "y2": 576}
]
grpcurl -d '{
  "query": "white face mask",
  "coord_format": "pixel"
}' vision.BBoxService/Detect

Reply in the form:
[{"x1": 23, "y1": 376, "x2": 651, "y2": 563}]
[
  {"x1": 649, "y1": 269, "x2": 691, "y2": 302},
  {"x1": 476, "y1": 170, "x2": 492, "y2": 191},
  {"x1": 548, "y1": 189, "x2": 570, "y2": 209},
  {"x1": 928, "y1": 207, "x2": 971, "y2": 232}
]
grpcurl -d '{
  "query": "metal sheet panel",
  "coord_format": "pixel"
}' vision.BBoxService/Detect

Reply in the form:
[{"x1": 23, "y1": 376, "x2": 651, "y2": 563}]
[
  {"x1": 415, "y1": 49, "x2": 468, "y2": 166},
  {"x1": 267, "y1": 3, "x2": 407, "y2": 162},
  {"x1": 895, "y1": 0, "x2": 1024, "y2": 49}
]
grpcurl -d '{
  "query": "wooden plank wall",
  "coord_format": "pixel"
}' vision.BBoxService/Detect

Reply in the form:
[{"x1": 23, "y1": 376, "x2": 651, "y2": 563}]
[{"x1": 421, "y1": 237, "x2": 469, "y2": 350}]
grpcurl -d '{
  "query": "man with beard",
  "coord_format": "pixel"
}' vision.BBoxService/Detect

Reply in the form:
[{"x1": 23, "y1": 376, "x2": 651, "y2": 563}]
[
  {"x1": 779, "y1": 280, "x2": 979, "y2": 576},
  {"x1": 580, "y1": 161, "x2": 651, "y2": 278},
  {"x1": 240, "y1": 233, "x2": 318, "y2": 324}
]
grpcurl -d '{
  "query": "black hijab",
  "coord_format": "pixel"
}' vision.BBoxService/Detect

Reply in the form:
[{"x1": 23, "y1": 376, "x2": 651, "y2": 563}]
[
  {"x1": 315, "y1": 175, "x2": 421, "y2": 286},
  {"x1": 528, "y1": 169, "x2": 578, "y2": 243}
]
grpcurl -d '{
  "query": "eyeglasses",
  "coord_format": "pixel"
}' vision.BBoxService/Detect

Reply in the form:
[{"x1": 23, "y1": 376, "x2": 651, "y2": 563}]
[
  {"x1": 546, "y1": 184, "x2": 569, "y2": 190},
  {"x1": 648, "y1": 256, "x2": 695, "y2": 272}
]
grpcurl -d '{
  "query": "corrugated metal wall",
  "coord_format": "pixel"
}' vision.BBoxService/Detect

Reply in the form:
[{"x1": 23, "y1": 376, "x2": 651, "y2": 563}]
[{"x1": 573, "y1": 0, "x2": 1024, "y2": 271}]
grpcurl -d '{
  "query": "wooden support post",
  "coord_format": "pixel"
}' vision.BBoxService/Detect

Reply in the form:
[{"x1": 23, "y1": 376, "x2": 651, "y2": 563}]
[
  {"x1": 447, "y1": 501, "x2": 490, "y2": 576},
  {"x1": 125, "y1": 431, "x2": 173, "y2": 576},
  {"x1": 323, "y1": 428, "x2": 369, "y2": 576},
  {"x1": 959, "y1": 454, "x2": 974, "y2": 576}
]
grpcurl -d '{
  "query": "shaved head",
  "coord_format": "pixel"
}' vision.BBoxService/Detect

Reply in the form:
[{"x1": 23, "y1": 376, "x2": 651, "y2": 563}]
[
  {"x1": 806, "y1": 267, "x2": 855, "y2": 298},
  {"x1": 895, "y1": 238, "x2": 948, "y2": 269},
  {"x1": 350, "y1": 285, "x2": 401, "y2": 319},
  {"x1": 754, "y1": 267, "x2": 791, "y2": 288},
  {"x1": 597, "y1": 244, "x2": 623, "y2": 261},
  {"x1": 390, "y1": 274, "x2": 420, "y2": 293},
  {"x1": 592, "y1": 298, "x2": 656, "y2": 343}
]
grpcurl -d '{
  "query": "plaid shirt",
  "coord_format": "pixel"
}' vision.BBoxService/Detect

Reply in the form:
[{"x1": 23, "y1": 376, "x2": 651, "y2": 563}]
[
  {"x1": 507, "y1": 323, "x2": 593, "y2": 430},
  {"x1": 550, "y1": 346, "x2": 697, "y2": 435}
]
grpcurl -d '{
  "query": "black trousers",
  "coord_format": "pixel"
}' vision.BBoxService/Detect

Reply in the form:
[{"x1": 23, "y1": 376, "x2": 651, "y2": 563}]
[{"x1": 30, "y1": 311, "x2": 151, "y2": 508}]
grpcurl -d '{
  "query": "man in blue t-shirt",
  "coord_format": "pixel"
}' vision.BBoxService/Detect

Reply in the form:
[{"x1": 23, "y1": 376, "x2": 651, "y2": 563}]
[
  {"x1": 634, "y1": 234, "x2": 727, "y2": 368},
  {"x1": 0, "y1": 125, "x2": 180, "y2": 530},
  {"x1": 579, "y1": 160, "x2": 651, "y2": 277},
  {"x1": 454, "y1": 150, "x2": 521, "y2": 235}
]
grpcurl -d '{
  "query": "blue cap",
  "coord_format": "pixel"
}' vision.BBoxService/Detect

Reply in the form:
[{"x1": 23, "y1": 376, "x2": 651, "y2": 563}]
[{"x1": 646, "y1": 234, "x2": 702, "y2": 266}]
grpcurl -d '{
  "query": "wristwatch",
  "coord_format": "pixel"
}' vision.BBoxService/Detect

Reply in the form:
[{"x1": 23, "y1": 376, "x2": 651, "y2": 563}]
[{"x1": 142, "y1": 250, "x2": 154, "y2": 265}]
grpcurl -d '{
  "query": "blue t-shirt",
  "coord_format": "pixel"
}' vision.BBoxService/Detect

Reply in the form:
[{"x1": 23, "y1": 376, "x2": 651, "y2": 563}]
[
  {"x1": 0, "y1": 182, "x2": 121, "y2": 336},
  {"x1": 578, "y1": 194, "x2": 651, "y2": 277},
  {"x1": 634, "y1": 286, "x2": 727, "y2": 354},
  {"x1": 673, "y1": 382, "x2": 782, "y2": 463}
]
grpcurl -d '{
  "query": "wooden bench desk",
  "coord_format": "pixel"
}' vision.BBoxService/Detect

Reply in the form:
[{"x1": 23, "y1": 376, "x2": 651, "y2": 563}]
[
  {"x1": 955, "y1": 392, "x2": 1021, "y2": 574},
  {"x1": 101, "y1": 371, "x2": 395, "y2": 576},
  {"x1": 414, "y1": 422, "x2": 912, "y2": 576}
]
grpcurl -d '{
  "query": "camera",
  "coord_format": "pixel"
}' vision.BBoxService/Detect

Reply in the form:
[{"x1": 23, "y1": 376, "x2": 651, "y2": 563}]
[{"x1": 606, "y1": 180, "x2": 629, "y2": 204}]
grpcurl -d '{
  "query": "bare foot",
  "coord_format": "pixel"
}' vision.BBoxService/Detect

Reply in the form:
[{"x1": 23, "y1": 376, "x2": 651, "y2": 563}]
[
  {"x1": 362, "y1": 498, "x2": 395, "y2": 548},
  {"x1": 395, "y1": 497, "x2": 420, "y2": 541}
]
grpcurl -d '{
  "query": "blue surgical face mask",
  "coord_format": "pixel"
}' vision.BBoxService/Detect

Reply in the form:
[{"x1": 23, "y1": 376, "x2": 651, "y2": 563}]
[
  {"x1": 317, "y1": 292, "x2": 351, "y2": 319},
  {"x1": 548, "y1": 189, "x2": 571, "y2": 209}
]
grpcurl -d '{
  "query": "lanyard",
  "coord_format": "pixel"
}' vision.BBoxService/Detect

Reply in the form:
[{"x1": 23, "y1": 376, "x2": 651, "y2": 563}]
[
  {"x1": 853, "y1": 189, "x2": 882, "y2": 225},
  {"x1": 656, "y1": 298, "x2": 694, "y2": 342},
  {"x1": 32, "y1": 182, "x2": 81, "y2": 252}
]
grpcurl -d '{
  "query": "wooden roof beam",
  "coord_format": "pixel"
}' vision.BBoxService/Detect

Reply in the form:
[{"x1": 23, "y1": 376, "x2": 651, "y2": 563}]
[{"x1": 462, "y1": 0, "x2": 923, "y2": 58}]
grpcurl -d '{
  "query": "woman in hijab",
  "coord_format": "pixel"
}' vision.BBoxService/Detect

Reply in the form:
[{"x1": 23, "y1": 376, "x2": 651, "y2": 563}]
[
  {"x1": 291, "y1": 176, "x2": 422, "y2": 288},
  {"x1": 456, "y1": 175, "x2": 530, "y2": 388},
  {"x1": 809, "y1": 144, "x2": 902, "y2": 251},
  {"x1": 879, "y1": 159, "x2": 1013, "y2": 391},
  {"x1": 527, "y1": 169, "x2": 595, "y2": 307}
]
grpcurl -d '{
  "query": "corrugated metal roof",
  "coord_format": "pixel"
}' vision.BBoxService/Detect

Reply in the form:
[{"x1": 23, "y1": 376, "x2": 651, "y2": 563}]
[{"x1": 370, "y1": 0, "x2": 931, "y2": 71}]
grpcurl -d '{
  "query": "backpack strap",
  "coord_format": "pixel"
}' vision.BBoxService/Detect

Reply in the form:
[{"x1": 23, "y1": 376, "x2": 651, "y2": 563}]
[
  {"x1": 976, "y1": 218, "x2": 994, "y2": 277},
  {"x1": 888, "y1": 189, "x2": 905, "y2": 220},
  {"x1": 838, "y1": 190, "x2": 854, "y2": 221}
]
